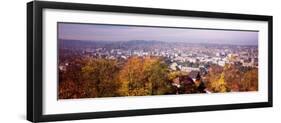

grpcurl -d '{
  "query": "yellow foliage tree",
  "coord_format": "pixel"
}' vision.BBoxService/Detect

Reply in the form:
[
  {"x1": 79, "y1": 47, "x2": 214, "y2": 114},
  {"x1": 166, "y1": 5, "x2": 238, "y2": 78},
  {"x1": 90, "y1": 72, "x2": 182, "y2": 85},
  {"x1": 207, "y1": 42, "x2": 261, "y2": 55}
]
[
  {"x1": 118, "y1": 57, "x2": 147, "y2": 96},
  {"x1": 118, "y1": 56, "x2": 171, "y2": 96},
  {"x1": 168, "y1": 71, "x2": 182, "y2": 81},
  {"x1": 211, "y1": 72, "x2": 228, "y2": 93}
]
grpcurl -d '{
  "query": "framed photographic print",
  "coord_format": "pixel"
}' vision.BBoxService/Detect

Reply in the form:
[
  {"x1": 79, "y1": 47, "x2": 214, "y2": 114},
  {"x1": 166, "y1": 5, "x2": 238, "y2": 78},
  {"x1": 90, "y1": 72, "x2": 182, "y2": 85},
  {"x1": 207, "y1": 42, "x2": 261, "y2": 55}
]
[{"x1": 27, "y1": 1, "x2": 273, "y2": 122}]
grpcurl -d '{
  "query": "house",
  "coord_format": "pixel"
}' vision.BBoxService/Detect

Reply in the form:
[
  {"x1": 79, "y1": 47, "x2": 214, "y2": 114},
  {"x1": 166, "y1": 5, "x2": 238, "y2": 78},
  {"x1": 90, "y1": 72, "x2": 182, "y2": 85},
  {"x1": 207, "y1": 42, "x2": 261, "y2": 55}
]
[
  {"x1": 178, "y1": 75, "x2": 196, "y2": 94},
  {"x1": 188, "y1": 70, "x2": 199, "y2": 81},
  {"x1": 170, "y1": 71, "x2": 207, "y2": 94}
]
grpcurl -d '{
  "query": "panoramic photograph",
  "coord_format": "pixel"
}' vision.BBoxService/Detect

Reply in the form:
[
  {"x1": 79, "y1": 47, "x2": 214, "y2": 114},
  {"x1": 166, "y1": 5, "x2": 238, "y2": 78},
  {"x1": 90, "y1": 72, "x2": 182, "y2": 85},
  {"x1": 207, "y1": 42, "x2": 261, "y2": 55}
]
[{"x1": 58, "y1": 22, "x2": 259, "y2": 99}]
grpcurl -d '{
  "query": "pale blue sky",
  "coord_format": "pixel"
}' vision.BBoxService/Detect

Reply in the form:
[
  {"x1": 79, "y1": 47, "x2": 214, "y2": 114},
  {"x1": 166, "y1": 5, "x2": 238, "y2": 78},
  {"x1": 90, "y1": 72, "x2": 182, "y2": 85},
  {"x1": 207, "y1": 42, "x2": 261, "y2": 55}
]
[{"x1": 58, "y1": 23, "x2": 258, "y2": 45}]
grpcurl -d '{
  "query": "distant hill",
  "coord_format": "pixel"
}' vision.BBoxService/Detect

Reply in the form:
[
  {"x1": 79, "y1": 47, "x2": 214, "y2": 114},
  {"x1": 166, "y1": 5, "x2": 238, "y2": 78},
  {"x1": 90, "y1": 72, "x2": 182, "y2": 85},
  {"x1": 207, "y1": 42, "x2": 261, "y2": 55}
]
[
  {"x1": 59, "y1": 39, "x2": 170, "y2": 49},
  {"x1": 58, "y1": 39, "x2": 257, "y2": 49}
]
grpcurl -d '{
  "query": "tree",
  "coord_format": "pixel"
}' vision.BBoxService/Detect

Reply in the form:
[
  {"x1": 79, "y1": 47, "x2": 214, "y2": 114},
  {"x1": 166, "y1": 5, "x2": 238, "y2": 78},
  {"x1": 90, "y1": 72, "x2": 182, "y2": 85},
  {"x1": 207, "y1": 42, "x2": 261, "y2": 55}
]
[
  {"x1": 81, "y1": 58, "x2": 120, "y2": 98},
  {"x1": 210, "y1": 72, "x2": 228, "y2": 92},
  {"x1": 204, "y1": 64, "x2": 231, "y2": 93},
  {"x1": 223, "y1": 63, "x2": 243, "y2": 92},
  {"x1": 222, "y1": 63, "x2": 258, "y2": 92},
  {"x1": 58, "y1": 58, "x2": 85, "y2": 99},
  {"x1": 168, "y1": 71, "x2": 182, "y2": 81},
  {"x1": 118, "y1": 56, "x2": 172, "y2": 96},
  {"x1": 145, "y1": 58, "x2": 172, "y2": 95},
  {"x1": 205, "y1": 64, "x2": 223, "y2": 92},
  {"x1": 118, "y1": 57, "x2": 147, "y2": 96},
  {"x1": 240, "y1": 68, "x2": 258, "y2": 91},
  {"x1": 59, "y1": 80, "x2": 80, "y2": 99}
]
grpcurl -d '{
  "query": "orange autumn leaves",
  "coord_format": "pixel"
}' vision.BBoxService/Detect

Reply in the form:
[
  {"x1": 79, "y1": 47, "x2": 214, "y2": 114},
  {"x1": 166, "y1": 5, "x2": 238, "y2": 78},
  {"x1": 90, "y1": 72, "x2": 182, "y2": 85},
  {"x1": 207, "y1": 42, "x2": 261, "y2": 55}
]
[
  {"x1": 118, "y1": 57, "x2": 172, "y2": 96},
  {"x1": 59, "y1": 56, "x2": 172, "y2": 99},
  {"x1": 205, "y1": 64, "x2": 258, "y2": 93},
  {"x1": 59, "y1": 56, "x2": 258, "y2": 99}
]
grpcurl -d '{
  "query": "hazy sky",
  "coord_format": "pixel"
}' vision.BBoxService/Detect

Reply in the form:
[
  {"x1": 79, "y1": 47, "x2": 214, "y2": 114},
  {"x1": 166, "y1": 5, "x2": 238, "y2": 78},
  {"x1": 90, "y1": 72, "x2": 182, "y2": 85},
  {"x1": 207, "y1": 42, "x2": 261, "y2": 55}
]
[{"x1": 58, "y1": 23, "x2": 258, "y2": 45}]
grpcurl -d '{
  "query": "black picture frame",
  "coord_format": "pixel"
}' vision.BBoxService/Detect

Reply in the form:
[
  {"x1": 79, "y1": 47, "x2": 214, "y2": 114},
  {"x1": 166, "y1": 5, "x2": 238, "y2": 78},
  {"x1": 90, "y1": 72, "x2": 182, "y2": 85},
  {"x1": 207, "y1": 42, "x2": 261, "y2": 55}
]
[{"x1": 27, "y1": 1, "x2": 273, "y2": 122}]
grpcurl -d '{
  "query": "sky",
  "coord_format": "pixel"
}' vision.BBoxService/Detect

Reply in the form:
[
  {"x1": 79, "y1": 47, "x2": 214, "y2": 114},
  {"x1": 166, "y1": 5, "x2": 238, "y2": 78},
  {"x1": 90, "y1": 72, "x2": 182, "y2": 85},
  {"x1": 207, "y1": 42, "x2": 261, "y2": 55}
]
[{"x1": 58, "y1": 23, "x2": 258, "y2": 45}]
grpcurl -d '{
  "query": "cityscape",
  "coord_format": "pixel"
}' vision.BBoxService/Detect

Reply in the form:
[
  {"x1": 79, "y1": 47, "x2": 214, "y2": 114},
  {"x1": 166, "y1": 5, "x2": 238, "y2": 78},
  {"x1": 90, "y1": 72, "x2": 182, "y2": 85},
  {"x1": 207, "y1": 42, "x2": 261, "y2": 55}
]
[{"x1": 58, "y1": 23, "x2": 259, "y2": 99}]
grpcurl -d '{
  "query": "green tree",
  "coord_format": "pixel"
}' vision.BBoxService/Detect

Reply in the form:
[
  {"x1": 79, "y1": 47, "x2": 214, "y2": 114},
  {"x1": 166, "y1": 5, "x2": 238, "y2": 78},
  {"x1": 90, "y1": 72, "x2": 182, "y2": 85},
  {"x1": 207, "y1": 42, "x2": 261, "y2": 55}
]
[
  {"x1": 145, "y1": 58, "x2": 172, "y2": 95},
  {"x1": 81, "y1": 58, "x2": 120, "y2": 98}
]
